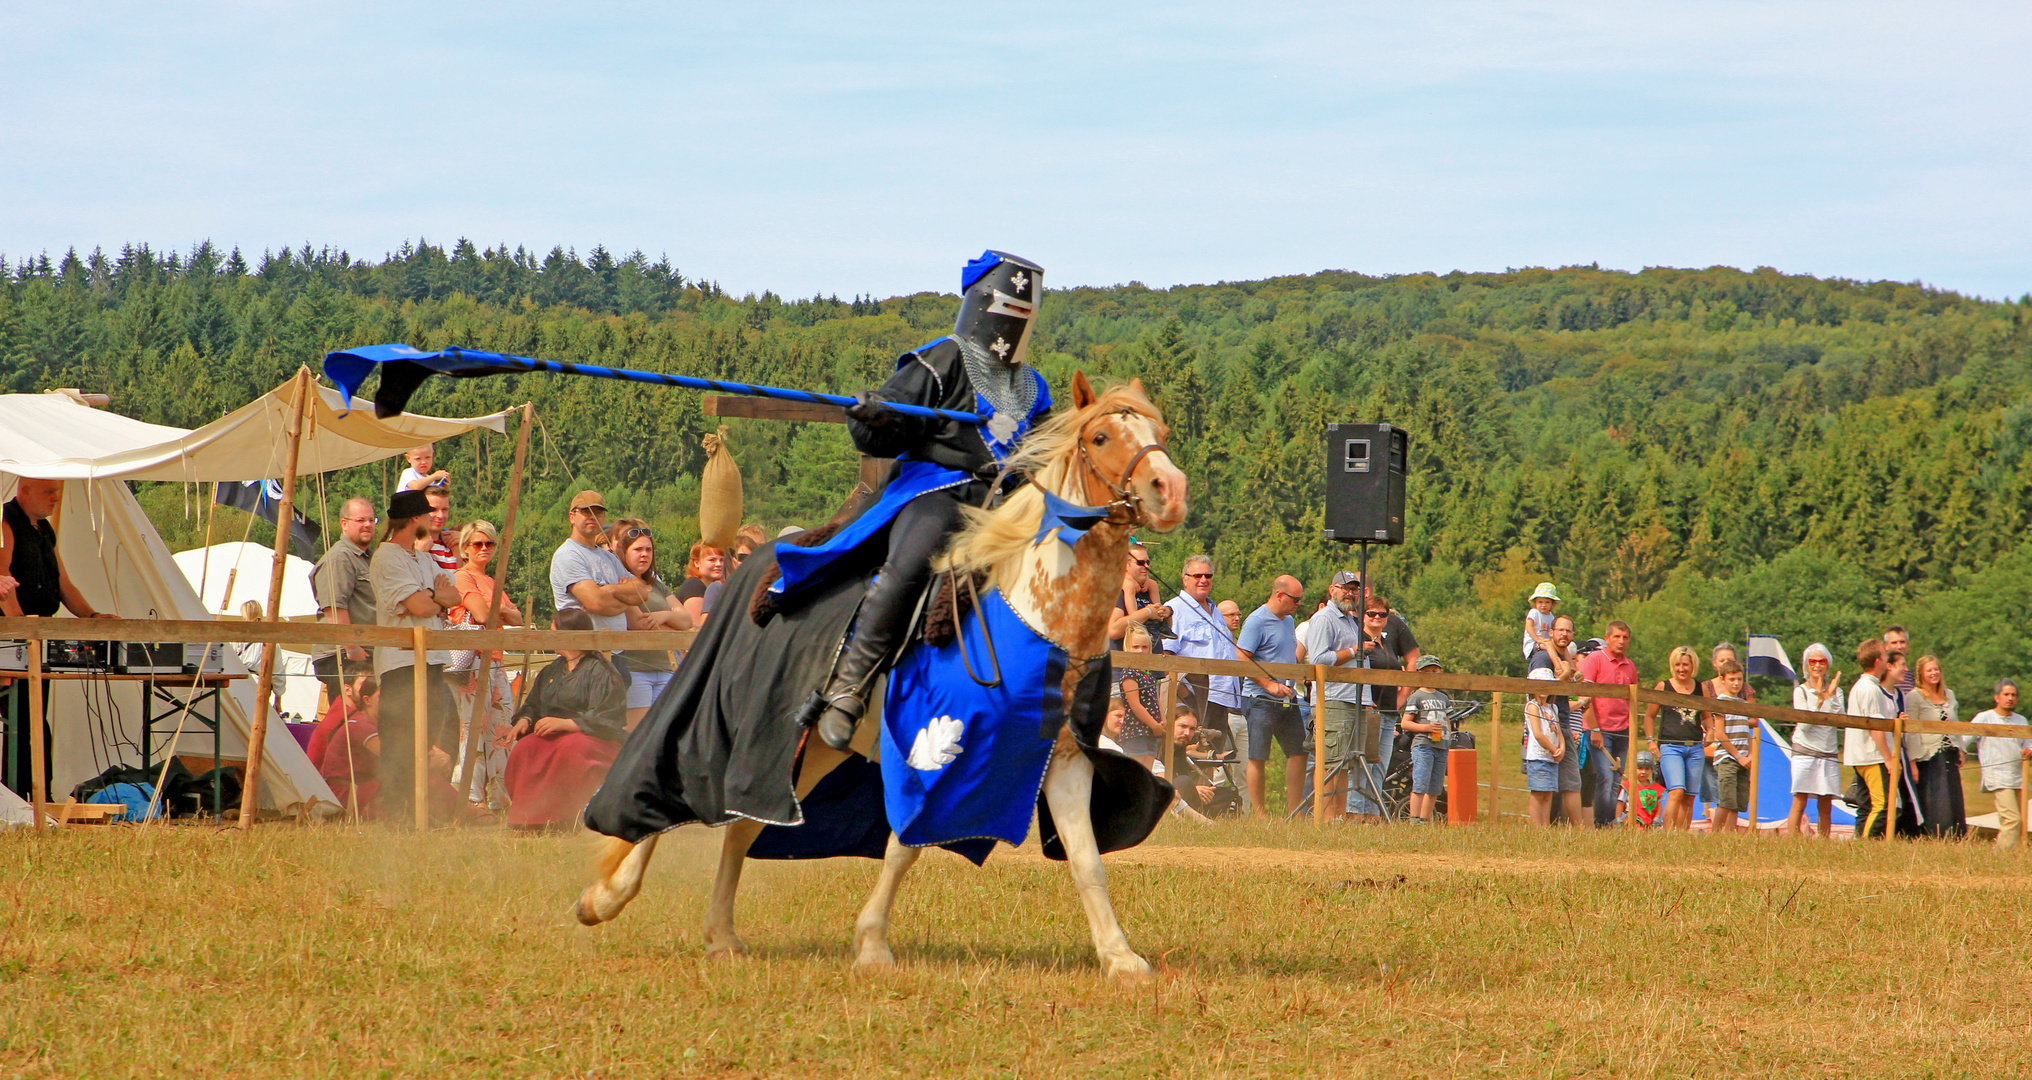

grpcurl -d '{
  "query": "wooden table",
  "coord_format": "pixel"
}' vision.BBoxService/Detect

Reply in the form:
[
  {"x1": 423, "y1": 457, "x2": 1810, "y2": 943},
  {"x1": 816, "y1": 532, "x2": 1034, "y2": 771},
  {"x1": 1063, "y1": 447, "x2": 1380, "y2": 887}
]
[{"x1": 3, "y1": 670, "x2": 245, "y2": 824}]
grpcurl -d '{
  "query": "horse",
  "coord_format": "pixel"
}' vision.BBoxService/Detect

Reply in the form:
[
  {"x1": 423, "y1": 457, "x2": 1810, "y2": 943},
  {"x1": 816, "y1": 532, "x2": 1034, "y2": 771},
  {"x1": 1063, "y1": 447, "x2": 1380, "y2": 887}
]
[{"x1": 573, "y1": 373, "x2": 1188, "y2": 981}]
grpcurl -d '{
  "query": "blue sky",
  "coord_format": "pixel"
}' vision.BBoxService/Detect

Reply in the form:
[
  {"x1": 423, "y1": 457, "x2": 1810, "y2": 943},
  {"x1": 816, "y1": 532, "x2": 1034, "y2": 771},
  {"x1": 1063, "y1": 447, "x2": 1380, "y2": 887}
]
[{"x1": 5, "y1": 2, "x2": 2028, "y2": 299}]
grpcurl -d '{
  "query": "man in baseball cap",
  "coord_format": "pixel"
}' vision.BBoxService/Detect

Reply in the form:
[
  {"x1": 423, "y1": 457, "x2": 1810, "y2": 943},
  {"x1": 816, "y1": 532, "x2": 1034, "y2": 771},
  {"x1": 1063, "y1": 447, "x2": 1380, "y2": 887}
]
[{"x1": 550, "y1": 489, "x2": 645, "y2": 636}]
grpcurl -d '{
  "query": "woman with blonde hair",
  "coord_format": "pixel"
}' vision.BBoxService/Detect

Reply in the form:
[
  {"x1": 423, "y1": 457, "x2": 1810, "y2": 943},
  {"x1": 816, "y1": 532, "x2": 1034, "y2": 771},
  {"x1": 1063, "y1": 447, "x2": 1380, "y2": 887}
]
[
  {"x1": 1643, "y1": 645, "x2": 1708, "y2": 831},
  {"x1": 445, "y1": 519, "x2": 522, "y2": 809},
  {"x1": 1785, "y1": 642, "x2": 1845, "y2": 838},
  {"x1": 1905, "y1": 654, "x2": 1966, "y2": 838}
]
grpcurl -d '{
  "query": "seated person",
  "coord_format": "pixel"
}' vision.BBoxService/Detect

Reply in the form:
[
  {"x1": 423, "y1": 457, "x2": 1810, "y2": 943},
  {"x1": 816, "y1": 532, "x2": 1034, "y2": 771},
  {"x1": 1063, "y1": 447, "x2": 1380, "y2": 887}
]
[
  {"x1": 503, "y1": 608, "x2": 629, "y2": 828},
  {"x1": 319, "y1": 676, "x2": 383, "y2": 815},
  {"x1": 308, "y1": 674, "x2": 369, "y2": 768},
  {"x1": 319, "y1": 676, "x2": 461, "y2": 821}
]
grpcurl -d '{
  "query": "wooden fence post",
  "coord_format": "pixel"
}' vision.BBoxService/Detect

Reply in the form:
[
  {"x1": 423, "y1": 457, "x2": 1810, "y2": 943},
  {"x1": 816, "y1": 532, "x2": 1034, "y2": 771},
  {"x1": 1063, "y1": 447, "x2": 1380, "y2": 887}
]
[
  {"x1": 1888, "y1": 714, "x2": 1901, "y2": 839},
  {"x1": 1627, "y1": 684, "x2": 1642, "y2": 829},
  {"x1": 1159, "y1": 672, "x2": 1177, "y2": 800},
  {"x1": 414, "y1": 626, "x2": 430, "y2": 832},
  {"x1": 1313, "y1": 665, "x2": 1328, "y2": 825},
  {"x1": 2021, "y1": 757, "x2": 2029, "y2": 849},
  {"x1": 27, "y1": 634, "x2": 47, "y2": 830},
  {"x1": 1489, "y1": 692, "x2": 1501, "y2": 823},
  {"x1": 1746, "y1": 723, "x2": 1759, "y2": 836}
]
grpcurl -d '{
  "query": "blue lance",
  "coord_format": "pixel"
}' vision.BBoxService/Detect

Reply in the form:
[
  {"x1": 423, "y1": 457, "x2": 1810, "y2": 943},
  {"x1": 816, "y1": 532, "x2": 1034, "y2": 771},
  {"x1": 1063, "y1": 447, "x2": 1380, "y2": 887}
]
[{"x1": 322, "y1": 342, "x2": 984, "y2": 425}]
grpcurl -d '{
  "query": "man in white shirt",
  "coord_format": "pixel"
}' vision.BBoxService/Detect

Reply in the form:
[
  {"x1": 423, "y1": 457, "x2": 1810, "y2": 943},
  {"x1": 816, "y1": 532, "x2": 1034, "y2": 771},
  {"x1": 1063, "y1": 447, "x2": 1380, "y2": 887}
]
[
  {"x1": 1962, "y1": 679, "x2": 2030, "y2": 847},
  {"x1": 1167, "y1": 554, "x2": 1245, "y2": 807},
  {"x1": 1843, "y1": 639, "x2": 1909, "y2": 839},
  {"x1": 369, "y1": 489, "x2": 463, "y2": 822}
]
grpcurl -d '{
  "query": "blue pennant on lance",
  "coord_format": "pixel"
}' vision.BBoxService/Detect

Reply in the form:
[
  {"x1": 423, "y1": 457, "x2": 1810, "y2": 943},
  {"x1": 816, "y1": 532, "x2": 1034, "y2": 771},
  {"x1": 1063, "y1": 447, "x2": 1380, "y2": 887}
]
[{"x1": 1034, "y1": 491, "x2": 1111, "y2": 550}]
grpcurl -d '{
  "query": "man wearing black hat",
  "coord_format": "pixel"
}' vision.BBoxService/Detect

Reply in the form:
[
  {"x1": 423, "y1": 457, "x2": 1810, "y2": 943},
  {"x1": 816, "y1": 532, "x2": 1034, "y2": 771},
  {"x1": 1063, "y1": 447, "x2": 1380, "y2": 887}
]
[{"x1": 368, "y1": 488, "x2": 462, "y2": 820}]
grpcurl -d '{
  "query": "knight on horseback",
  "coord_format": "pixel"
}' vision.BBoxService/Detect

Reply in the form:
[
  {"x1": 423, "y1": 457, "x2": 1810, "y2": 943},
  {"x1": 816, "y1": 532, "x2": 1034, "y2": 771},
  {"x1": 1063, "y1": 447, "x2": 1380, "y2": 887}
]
[{"x1": 796, "y1": 250, "x2": 1052, "y2": 751}]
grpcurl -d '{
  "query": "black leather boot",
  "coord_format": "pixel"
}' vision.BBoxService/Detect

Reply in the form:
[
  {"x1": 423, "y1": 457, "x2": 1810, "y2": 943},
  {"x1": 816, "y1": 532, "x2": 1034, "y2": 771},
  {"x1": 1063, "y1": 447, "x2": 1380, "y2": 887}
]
[{"x1": 803, "y1": 576, "x2": 920, "y2": 751}]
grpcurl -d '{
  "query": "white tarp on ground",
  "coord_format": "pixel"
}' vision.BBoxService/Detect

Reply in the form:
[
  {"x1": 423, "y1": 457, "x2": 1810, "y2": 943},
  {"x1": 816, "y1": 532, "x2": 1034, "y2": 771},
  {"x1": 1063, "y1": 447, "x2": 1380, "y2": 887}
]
[{"x1": 0, "y1": 377, "x2": 514, "y2": 815}]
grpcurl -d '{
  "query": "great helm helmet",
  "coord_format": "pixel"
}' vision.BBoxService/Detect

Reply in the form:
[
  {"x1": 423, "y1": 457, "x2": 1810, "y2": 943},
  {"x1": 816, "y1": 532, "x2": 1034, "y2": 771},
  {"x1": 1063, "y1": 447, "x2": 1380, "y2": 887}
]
[{"x1": 954, "y1": 250, "x2": 1043, "y2": 368}]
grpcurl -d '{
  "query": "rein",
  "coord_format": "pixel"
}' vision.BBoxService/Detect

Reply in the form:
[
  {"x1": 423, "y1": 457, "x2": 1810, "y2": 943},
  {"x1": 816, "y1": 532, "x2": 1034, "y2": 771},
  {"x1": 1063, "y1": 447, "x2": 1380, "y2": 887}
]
[{"x1": 1077, "y1": 409, "x2": 1169, "y2": 518}]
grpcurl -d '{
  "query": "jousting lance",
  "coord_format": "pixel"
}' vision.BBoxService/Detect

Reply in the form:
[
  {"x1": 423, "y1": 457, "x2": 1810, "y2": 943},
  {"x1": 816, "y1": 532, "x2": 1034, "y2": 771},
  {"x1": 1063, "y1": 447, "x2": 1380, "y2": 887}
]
[{"x1": 322, "y1": 343, "x2": 984, "y2": 425}]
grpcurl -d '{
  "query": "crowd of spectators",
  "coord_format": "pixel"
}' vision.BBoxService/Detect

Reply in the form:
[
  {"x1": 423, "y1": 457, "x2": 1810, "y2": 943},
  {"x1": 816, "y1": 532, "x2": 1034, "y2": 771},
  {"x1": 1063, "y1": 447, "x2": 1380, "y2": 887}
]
[
  {"x1": 303, "y1": 449, "x2": 763, "y2": 830},
  {"x1": 1101, "y1": 557, "x2": 2025, "y2": 845}
]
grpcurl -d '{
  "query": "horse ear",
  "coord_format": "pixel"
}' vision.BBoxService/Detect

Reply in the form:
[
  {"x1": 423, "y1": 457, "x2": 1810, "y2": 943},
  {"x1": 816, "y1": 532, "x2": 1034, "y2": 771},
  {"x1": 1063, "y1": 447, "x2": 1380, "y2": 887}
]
[
  {"x1": 1128, "y1": 377, "x2": 1147, "y2": 397},
  {"x1": 1071, "y1": 371, "x2": 1096, "y2": 409}
]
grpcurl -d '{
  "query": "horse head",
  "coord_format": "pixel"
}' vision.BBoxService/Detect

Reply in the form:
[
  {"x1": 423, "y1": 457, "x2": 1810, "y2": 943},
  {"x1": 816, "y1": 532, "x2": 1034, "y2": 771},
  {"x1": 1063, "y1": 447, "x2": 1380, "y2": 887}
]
[{"x1": 1061, "y1": 371, "x2": 1188, "y2": 533}]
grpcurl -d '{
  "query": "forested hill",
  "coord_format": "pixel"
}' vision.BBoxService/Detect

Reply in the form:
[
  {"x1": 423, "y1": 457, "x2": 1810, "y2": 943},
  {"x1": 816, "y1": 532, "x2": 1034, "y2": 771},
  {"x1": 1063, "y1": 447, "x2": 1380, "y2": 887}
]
[{"x1": 4, "y1": 241, "x2": 2031, "y2": 691}]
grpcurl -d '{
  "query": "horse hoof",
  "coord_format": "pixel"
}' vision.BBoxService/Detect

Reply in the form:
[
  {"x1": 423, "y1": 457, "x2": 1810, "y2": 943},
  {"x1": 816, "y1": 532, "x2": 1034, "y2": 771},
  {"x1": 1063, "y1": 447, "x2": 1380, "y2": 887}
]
[
  {"x1": 573, "y1": 888, "x2": 610, "y2": 927},
  {"x1": 704, "y1": 936, "x2": 747, "y2": 959},
  {"x1": 1103, "y1": 954, "x2": 1154, "y2": 985},
  {"x1": 852, "y1": 947, "x2": 896, "y2": 971}
]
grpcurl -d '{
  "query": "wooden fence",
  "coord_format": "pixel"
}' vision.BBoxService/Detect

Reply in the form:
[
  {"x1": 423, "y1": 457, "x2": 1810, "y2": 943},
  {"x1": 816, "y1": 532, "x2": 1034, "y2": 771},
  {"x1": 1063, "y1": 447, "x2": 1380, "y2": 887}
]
[{"x1": 5, "y1": 617, "x2": 2026, "y2": 838}]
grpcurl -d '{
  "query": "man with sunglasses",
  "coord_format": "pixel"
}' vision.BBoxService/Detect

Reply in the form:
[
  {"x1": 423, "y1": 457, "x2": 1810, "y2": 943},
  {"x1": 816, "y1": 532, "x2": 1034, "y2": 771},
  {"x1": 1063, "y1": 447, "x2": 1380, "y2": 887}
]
[
  {"x1": 311, "y1": 497, "x2": 379, "y2": 703},
  {"x1": 549, "y1": 490, "x2": 648, "y2": 634},
  {"x1": 1237, "y1": 576, "x2": 1308, "y2": 818},
  {"x1": 1303, "y1": 571, "x2": 1400, "y2": 822},
  {"x1": 1106, "y1": 544, "x2": 1171, "y2": 652},
  {"x1": 1168, "y1": 555, "x2": 1245, "y2": 803}
]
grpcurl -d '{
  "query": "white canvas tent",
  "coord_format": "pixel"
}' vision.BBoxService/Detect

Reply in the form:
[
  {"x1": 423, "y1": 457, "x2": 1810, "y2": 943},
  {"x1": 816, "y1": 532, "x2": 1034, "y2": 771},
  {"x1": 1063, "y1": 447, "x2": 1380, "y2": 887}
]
[
  {"x1": 0, "y1": 375, "x2": 512, "y2": 815},
  {"x1": 172, "y1": 542, "x2": 319, "y2": 619}
]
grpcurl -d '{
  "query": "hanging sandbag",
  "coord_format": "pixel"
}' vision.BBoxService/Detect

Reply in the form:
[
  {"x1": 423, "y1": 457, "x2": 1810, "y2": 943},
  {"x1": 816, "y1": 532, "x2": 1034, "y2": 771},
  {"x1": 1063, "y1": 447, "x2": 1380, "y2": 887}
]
[{"x1": 699, "y1": 426, "x2": 744, "y2": 551}]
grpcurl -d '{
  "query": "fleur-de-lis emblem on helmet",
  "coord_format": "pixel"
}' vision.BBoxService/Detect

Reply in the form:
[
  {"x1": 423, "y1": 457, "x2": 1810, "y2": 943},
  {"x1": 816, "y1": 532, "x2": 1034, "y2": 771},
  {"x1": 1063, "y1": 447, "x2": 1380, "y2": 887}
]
[
  {"x1": 1010, "y1": 271, "x2": 1029, "y2": 296},
  {"x1": 990, "y1": 336, "x2": 1012, "y2": 360}
]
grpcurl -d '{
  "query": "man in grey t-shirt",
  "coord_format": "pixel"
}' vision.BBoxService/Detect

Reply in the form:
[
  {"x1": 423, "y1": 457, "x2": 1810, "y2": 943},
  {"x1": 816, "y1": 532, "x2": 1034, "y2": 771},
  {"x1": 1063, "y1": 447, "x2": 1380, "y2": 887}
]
[
  {"x1": 311, "y1": 497, "x2": 378, "y2": 701},
  {"x1": 549, "y1": 490, "x2": 646, "y2": 634}
]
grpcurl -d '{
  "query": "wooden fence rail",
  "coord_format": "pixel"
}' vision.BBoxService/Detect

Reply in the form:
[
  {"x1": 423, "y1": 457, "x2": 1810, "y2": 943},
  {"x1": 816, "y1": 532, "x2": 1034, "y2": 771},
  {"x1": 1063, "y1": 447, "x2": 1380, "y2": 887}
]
[{"x1": 1, "y1": 617, "x2": 2018, "y2": 741}]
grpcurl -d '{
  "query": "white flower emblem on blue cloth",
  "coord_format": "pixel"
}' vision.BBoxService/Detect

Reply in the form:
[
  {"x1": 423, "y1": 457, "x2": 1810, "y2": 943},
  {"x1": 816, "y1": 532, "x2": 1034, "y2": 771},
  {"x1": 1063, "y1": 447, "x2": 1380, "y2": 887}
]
[{"x1": 906, "y1": 714, "x2": 966, "y2": 771}]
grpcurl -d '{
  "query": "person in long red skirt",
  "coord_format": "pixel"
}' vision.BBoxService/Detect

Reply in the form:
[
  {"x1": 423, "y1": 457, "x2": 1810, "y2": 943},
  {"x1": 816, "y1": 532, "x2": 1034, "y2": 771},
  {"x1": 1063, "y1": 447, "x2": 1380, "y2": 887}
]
[{"x1": 504, "y1": 607, "x2": 629, "y2": 829}]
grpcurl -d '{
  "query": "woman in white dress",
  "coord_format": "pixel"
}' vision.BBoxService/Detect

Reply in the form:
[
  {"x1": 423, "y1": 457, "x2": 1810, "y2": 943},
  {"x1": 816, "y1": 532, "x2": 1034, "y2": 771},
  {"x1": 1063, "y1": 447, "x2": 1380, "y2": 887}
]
[{"x1": 1786, "y1": 642, "x2": 1845, "y2": 838}]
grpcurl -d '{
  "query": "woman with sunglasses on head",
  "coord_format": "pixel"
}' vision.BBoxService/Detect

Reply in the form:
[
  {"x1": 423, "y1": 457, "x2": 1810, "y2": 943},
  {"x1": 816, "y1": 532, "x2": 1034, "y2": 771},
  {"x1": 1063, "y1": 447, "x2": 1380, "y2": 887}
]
[
  {"x1": 606, "y1": 518, "x2": 693, "y2": 729},
  {"x1": 448, "y1": 519, "x2": 522, "y2": 810}
]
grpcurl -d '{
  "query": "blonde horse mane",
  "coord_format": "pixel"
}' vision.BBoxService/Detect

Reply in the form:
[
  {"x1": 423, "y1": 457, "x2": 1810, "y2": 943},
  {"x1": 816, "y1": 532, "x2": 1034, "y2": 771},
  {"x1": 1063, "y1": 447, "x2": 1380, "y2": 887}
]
[{"x1": 939, "y1": 380, "x2": 1165, "y2": 594}]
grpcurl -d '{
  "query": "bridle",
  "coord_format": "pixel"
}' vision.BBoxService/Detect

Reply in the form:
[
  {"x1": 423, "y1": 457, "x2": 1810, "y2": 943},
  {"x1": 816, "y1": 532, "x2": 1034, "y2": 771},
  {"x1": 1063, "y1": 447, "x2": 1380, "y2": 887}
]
[{"x1": 1077, "y1": 408, "x2": 1169, "y2": 520}]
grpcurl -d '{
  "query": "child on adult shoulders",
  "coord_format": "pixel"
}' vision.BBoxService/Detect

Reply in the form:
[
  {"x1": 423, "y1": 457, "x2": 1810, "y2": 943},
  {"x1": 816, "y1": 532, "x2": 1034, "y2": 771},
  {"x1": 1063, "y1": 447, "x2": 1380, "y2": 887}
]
[
  {"x1": 1521, "y1": 582, "x2": 1560, "y2": 662},
  {"x1": 398, "y1": 443, "x2": 451, "y2": 492}
]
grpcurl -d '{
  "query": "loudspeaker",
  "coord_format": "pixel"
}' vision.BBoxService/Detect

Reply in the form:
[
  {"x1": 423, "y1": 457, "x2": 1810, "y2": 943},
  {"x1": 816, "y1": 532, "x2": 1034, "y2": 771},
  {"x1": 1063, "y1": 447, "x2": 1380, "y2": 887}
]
[{"x1": 1322, "y1": 423, "x2": 1407, "y2": 544}]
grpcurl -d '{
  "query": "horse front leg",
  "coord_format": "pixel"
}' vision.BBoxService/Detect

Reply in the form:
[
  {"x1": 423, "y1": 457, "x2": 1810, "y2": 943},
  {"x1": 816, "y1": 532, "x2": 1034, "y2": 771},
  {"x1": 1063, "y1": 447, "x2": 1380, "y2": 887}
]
[
  {"x1": 704, "y1": 818, "x2": 765, "y2": 957},
  {"x1": 852, "y1": 835, "x2": 921, "y2": 969},
  {"x1": 576, "y1": 834, "x2": 662, "y2": 926},
  {"x1": 1044, "y1": 731, "x2": 1153, "y2": 983}
]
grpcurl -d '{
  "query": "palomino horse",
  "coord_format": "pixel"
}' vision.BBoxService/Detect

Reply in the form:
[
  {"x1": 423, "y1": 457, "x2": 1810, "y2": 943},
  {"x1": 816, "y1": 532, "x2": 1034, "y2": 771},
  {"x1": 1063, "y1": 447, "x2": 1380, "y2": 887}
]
[{"x1": 575, "y1": 373, "x2": 1188, "y2": 981}]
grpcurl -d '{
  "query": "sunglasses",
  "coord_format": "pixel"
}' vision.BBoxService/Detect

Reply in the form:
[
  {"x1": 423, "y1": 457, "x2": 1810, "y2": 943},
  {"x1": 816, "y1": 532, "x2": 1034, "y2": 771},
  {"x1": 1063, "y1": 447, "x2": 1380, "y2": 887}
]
[
  {"x1": 1130, "y1": 557, "x2": 1150, "y2": 567},
  {"x1": 620, "y1": 527, "x2": 652, "y2": 541},
  {"x1": 1363, "y1": 611, "x2": 1389, "y2": 619},
  {"x1": 468, "y1": 540, "x2": 497, "y2": 550},
  {"x1": 1183, "y1": 572, "x2": 1212, "y2": 580},
  {"x1": 1276, "y1": 592, "x2": 1303, "y2": 603}
]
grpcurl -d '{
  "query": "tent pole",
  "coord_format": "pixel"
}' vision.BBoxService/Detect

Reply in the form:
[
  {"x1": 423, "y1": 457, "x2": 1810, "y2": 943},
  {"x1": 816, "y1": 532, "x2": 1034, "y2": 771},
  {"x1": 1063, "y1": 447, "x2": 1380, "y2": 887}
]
[
  {"x1": 237, "y1": 366, "x2": 312, "y2": 830},
  {"x1": 458, "y1": 403, "x2": 533, "y2": 805}
]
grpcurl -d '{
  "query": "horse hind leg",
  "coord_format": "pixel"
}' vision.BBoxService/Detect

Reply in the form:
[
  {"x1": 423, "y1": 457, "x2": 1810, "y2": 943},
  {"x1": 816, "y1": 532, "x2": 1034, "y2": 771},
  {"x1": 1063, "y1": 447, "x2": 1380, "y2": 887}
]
[
  {"x1": 1043, "y1": 733, "x2": 1153, "y2": 983},
  {"x1": 852, "y1": 835, "x2": 921, "y2": 969},
  {"x1": 704, "y1": 818, "x2": 765, "y2": 957},
  {"x1": 576, "y1": 834, "x2": 662, "y2": 927}
]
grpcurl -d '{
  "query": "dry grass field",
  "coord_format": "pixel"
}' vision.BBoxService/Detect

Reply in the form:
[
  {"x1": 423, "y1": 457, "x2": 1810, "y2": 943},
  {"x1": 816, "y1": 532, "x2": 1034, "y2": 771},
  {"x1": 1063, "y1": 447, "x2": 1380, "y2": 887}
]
[{"x1": 5, "y1": 812, "x2": 2031, "y2": 1080}]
